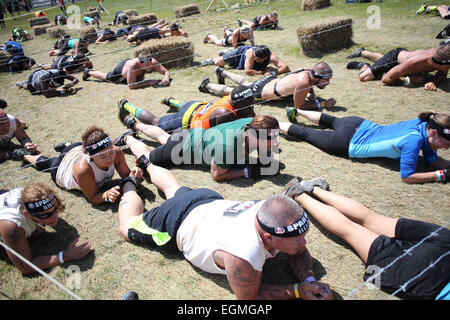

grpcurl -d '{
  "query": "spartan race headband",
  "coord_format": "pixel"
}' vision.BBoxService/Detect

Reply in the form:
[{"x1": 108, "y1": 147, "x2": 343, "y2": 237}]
[
  {"x1": 23, "y1": 192, "x2": 57, "y2": 215},
  {"x1": 311, "y1": 69, "x2": 333, "y2": 79},
  {"x1": 139, "y1": 55, "x2": 152, "y2": 63},
  {"x1": 432, "y1": 56, "x2": 450, "y2": 65},
  {"x1": 429, "y1": 118, "x2": 450, "y2": 140},
  {"x1": 257, "y1": 212, "x2": 309, "y2": 238},
  {"x1": 85, "y1": 137, "x2": 113, "y2": 155}
]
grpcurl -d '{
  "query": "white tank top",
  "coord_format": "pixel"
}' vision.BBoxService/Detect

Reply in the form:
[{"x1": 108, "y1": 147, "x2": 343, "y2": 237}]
[
  {"x1": 0, "y1": 188, "x2": 37, "y2": 238},
  {"x1": 55, "y1": 146, "x2": 115, "y2": 190},
  {"x1": 0, "y1": 115, "x2": 17, "y2": 147},
  {"x1": 176, "y1": 199, "x2": 278, "y2": 275}
]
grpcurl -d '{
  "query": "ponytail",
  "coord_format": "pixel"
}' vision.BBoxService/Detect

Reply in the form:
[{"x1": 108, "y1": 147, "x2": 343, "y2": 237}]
[{"x1": 418, "y1": 110, "x2": 437, "y2": 122}]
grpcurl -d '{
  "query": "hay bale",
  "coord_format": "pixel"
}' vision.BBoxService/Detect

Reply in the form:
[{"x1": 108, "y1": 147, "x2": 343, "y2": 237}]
[
  {"x1": 124, "y1": 9, "x2": 138, "y2": 16},
  {"x1": 32, "y1": 23, "x2": 53, "y2": 36},
  {"x1": 79, "y1": 26, "x2": 97, "y2": 43},
  {"x1": 174, "y1": 4, "x2": 200, "y2": 18},
  {"x1": 29, "y1": 16, "x2": 50, "y2": 27},
  {"x1": 83, "y1": 8, "x2": 100, "y2": 19},
  {"x1": 297, "y1": 16, "x2": 353, "y2": 57},
  {"x1": 46, "y1": 26, "x2": 68, "y2": 38},
  {"x1": 128, "y1": 14, "x2": 158, "y2": 26},
  {"x1": 0, "y1": 50, "x2": 11, "y2": 73},
  {"x1": 134, "y1": 37, "x2": 194, "y2": 69},
  {"x1": 302, "y1": 0, "x2": 331, "y2": 11}
]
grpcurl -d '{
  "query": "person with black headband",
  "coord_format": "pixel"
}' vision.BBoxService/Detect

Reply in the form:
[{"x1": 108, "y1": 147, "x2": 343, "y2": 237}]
[
  {"x1": 0, "y1": 183, "x2": 92, "y2": 275},
  {"x1": 203, "y1": 25, "x2": 255, "y2": 49},
  {"x1": 284, "y1": 176, "x2": 450, "y2": 299},
  {"x1": 117, "y1": 85, "x2": 256, "y2": 132},
  {"x1": 15, "y1": 68, "x2": 79, "y2": 98},
  {"x1": 114, "y1": 114, "x2": 281, "y2": 182},
  {"x1": 115, "y1": 161, "x2": 333, "y2": 299},
  {"x1": 21, "y1": 126, "x2": 143, "y2": 205},
  {"x1": 83, "y1": 53, "x2": 170, "y2": 89},
  {"x1": 200, "y1": 62, "x2": 336, "y2": 111},
  {"x1": 280, "y1": 110, "x2": 450, "y2": 184},
  {"x1": 201, "y1": 45, "x2": 290, "y2": 77},
  {"x1": 346, "y1": 42, "x2": 450, "y2": 91}
]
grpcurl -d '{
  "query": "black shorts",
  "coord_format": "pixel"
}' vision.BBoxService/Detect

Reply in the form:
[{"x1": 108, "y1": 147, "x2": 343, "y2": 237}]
[
  {"x1": 35, "y1": 142, "x2": 82, "y2": 183},
  {"x1": 26, "y1": 70, "x2": 38, "y2": 93},
  {"x1": 149, "y1": 133, "x2": 185, "y2": 167},
  {"x1": 250, "y1": 75, "x2": 277, "y2": 100},
  {"x1": 106, "y1": 59, "x2": 128, "y2": 83},
  {"x1": 370, "y1": 48, "x2": 408, "y2": 79},
  {"x1": 127, "y1": 187, "x2": 223, "y2": 250},
  {"x1": 365, "y1": 218, "x2": 450, "y2": 299},
  {"x1": 287, "y1": 114, "x2": 365, "y2": 157}
]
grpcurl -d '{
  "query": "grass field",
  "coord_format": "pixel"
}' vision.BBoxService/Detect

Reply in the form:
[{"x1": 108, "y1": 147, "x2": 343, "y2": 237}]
[{"x1": 0, "y1": 0, "x2": 449, "y2": 300}]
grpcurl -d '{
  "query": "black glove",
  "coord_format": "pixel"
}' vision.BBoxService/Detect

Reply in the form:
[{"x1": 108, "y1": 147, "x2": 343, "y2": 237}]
[
  {"x1": 443, "y1": 169, "x2": 449, "y2": 184},
  {"x1": 246, "y1": 164, "x2": 261, "y2": 179}
]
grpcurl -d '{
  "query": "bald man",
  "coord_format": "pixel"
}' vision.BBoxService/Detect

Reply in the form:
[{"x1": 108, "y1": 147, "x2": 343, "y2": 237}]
[{"x1": 199, "y1": 62, "x2": 336, "y2": 111}]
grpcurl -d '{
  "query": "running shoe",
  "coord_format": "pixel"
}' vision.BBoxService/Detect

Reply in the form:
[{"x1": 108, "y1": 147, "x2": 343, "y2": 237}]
[
  {"x1": 215, "y1": 66, "x2": 225, "y2": 85},
  {"x1": 346, "y1": 47, "x2": 365, "y2": 59},
  {"x1": 198, "y1": 78, "x2": 210, "y2": 93},
  {"x1": 286, "y1": 107, "x2": 298, "y2": 123},
  {"x1": 117, "y1": 98, "x2": 130, "y2": 125},
  {"x1": 416, "y1": 3, "x2": 428, "y2": 14}
]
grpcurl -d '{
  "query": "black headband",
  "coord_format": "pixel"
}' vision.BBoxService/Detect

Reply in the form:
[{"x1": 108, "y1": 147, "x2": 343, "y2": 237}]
[
  {"x1": 311, "y1": 69, "x2": 333, "y2": 79},
  {"x1": 257, "y1": 213, "x2": 309, "y2": 238},
  {"x1": 23, "y1": 193, "x2": 57, "y2": 214},
  {"x1": 85, "y1": 137, "x2": 113, "y2": 155},
  {"x1": 432, "y1": 56, "x2": 450, "y2": 65},
  {"x1": 140, "y1": 56, "x2": 152, "y2": 63},
  {"x1": 429, "y1": 119, "x2": 450, "y2": 140}
]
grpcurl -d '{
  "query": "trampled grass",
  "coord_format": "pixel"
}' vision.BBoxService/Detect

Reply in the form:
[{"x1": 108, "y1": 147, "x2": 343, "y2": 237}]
[{"x1": 0, "y1": 0, "x2": 448, "y2": 300}]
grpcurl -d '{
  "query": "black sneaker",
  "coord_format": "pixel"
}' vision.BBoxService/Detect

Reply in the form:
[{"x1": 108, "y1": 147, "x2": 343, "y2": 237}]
[
  {"x1": 121, "y1": 291, "x2": 139, "y2": 300},
  {"x1": 198, "y1": 78, "x2": 210, "y2": 93},
  {"x1": 346, "y1": 47, "x2": 365, "y2": 59},
  {"x1": 123, "y1": 115, "x2": 137, "y2": 131},
  {"x1": 136, "y1": 154, "x2": 150, "y2": 170},
  {"x1": 237, "y1": 18, "x2": 242, "y2": 27},
  {"x1": 54, "y1": 142, "x2": 70, "y2": 152},
  {"x1": 117, "y1": 98, "x2": 130, "y2": 125},
  {"x1": 113, "y1": 130, "x2": 136, "y2": 147},
  {"x1": 346, "y1": 61, "x2": 370, "y2": 70},
  {"x1": 11, "y1": 148, "x2": 31, "y2": 161},
  {"x1": 215, "y1": 66, "x2": 225, "y2": 85},
  {"x1": 82, "y1": 68, "x2": 90, "y2": 81}
]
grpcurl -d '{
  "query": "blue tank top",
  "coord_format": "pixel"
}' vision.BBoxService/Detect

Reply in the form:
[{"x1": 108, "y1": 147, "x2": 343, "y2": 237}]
[
  {"x1": 348, "y1": 118, "x2": 437, "y2": 178},
  {"x1": 233, "y1": 46, "x2": 271, "y2": 70}
]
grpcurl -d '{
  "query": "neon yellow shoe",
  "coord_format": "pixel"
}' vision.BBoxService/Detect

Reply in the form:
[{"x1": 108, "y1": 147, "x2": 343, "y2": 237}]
[
  {"x1": 416, "y1": 3, "x2": 427, "y2": 14},
  {"x1": 286, "y1": 107, "x2": 298, "y2": 123}
]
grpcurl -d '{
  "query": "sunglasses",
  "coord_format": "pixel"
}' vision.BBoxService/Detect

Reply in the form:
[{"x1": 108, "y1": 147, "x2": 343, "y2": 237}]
[{"x1": 29, "y1": 206, "x2": 59, "y2": 220}]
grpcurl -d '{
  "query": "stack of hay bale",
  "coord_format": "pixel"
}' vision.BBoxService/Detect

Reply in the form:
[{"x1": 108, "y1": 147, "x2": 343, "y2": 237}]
[
  {"x1": 29, "y1": 16, "x2": 52, "y2": 36},
  {"x1": 134, "y1": 37, "x2": 194, "y2": 69},
  {"x1": 174, "y1": 4, "x2": 200, "y2": 18},
  {"x1": 46, "y1": 26, "x2": 68, "y2": 38},
  {"x1": 128, "y1": 14, "x2": 158, "y2": 26},
  {"x1": 297, "y1": 16, "x2": 353, "y2": 57},
  {"x1": 302, "y1": 0, "x2": 331, "y2": 11},
  {"x1": 124, "y1": 9, "x2": 138, "y2": 17},
  {"x1": 84, "y1": 7, "x2": 100, "y2": 19},
  {"x1": 80, "y1": 26, "x2": 98, "y2": 44}
]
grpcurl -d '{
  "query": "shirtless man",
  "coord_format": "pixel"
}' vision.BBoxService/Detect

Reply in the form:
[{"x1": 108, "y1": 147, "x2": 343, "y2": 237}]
[
  {"x1": 347, "y1": 43, "x2": 450, "y2": 91},
  {"x1": 203, "y1": 26, "x2": 255, "y2": 49},
  {"x1": 82, "y1": 53, "x2": 170, "y2": 90},
  {"x1": 199, "y1": 62, "x2": 336, "y2": 110},
  {"x1": 201, "y1": 45, "x2": 290, "y2": 77}
]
